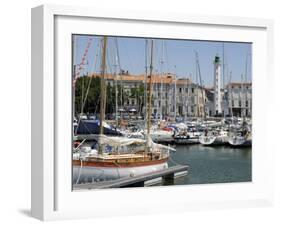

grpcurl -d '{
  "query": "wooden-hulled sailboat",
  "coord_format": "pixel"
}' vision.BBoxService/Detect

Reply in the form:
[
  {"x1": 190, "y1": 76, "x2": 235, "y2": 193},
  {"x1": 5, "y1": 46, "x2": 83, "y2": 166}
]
[{"x1": 73, "y1": 38, "x2": 173, "y2": 184}]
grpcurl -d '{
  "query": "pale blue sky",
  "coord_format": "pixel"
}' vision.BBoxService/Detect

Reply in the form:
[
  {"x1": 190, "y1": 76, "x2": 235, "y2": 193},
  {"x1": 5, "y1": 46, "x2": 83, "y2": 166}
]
[{"x1": 73, "y1": 35, "x2": 252, "y2": 87}]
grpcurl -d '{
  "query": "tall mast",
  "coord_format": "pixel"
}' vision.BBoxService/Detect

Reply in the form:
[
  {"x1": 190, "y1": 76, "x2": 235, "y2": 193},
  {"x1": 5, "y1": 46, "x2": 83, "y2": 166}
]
[
  {"x1": 241, "y1": 73, "x2": 244, "y2": 118},
  {"x1": 99, "y1": 36, "x2": 108, "y2": 138},
  {"x1": 244, "y1": 52, "x2": 248, "y2": 117},
  {"x1": 222, "y1": 43, "x2": 225, "y2": 117},
  {"x1": 194, "y1": 52, "x2": 199, "y2": 117},
  {"x1": 229, "y1": 71, "x2": 233, "y2": 118},
  {"x1": 72, "y1": 35, "x2": 76, "y2": 123},
  {"x1": 114, "y1": 39, "x2": 118, "y2": 126},
  {"x1": 160, "y1": 40, "x2": 164, "y2": 120},
  {"x1": 174, "y1": 66, "x2": 177, "y2": 121},
  {"x1": 194, "y1": 51, "x2": 205, "y2": 118},
  {"x1": 144, "y1": 39, "x2": 148, "y2": 121},
  {"x1": 114, "y1": 38, "x2": 123, "y2": 120},
  {"x1": 147, "y1": 40, "x2": 154, "y2": 136},
  {"x1": 185, "y1": 74, "x2": 190, "y2": 120},
  {"x1": 222, "y1": 43, "x2": 225, "y2": 89}
]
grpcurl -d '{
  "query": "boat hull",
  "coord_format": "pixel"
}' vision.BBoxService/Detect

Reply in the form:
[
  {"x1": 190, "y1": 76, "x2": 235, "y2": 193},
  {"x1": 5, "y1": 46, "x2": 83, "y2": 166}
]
[
  {"x1": 150, "y1": 131, "x2": 174, "y2": 143},
  {"x1": 228, "y1": 136, "x2": 252, "y2": 147},
  {"x1": 174, "y1": 136, "x2": 199, "y2": 144},
  {"x1": 73, "y1": 161, "x2": 168, "y2": 184},
  {"x1": 199, "y1": 135, "x2": 228, "y2": 146}
]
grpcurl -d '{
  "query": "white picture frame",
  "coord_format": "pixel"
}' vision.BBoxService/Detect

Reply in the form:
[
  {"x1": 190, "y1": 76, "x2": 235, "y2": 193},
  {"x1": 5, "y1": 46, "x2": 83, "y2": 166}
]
[{"x1": 31, "y1": 4, "x2": 274, "y2": 221}]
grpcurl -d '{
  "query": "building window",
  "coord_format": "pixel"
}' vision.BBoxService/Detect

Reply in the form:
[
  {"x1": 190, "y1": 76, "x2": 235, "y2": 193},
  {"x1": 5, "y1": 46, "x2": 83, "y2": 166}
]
[
  {"x1": 179, "y1": 88, "x2": 182, "y2": 93},
  {"x1": 185, "y1": 88, "x2": 188, "y2": 93},
  {"x1": 246, "y1": 101, "x2": 248, "y2": 107},
  {"x1": 239, "y1": 101, "x2": 241, "y2": 107},
  {"x1": 191, "y1": 88, "x2": 194, "y2": 93},
  {"x1": 232, "y1": 100, "x2": 234, "y2": 107}
]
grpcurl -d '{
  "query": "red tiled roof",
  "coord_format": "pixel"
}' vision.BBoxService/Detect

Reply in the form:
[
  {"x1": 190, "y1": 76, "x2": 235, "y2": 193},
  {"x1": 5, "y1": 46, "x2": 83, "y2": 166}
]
[{"x1": 90, "y1": 73, "x2": 192, "y2": 84}]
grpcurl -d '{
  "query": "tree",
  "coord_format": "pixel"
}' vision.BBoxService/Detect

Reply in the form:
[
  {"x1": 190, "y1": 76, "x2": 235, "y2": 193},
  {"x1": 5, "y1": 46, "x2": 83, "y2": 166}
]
[
  {"x1": 130, "y1": 84, "x2": 145, "y2": 113},
  {"x1": 74, "y1": 76, "x2": 125, "y2": 116}
]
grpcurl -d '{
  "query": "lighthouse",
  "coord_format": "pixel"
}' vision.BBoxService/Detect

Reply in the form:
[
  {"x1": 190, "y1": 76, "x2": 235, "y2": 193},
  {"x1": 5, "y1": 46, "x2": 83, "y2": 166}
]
[{"x1": 214, "y1": 55, "x2": 222, "y2": 116}]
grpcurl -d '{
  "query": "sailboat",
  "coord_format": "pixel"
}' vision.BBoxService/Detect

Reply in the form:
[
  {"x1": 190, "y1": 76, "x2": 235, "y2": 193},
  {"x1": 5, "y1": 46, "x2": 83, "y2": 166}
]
[
  {"x1": 199, "y1": 128, "x2": 228, "y2": 146},
  {"x1": 228, "y1": 120, "x2": 251, "y2": 147},
  {"x1": 73, "y1": 37, "x2": 173, "y2": 184},
  {"x1": 228, "y1": 54, "x2": 252, "y2": 148}
]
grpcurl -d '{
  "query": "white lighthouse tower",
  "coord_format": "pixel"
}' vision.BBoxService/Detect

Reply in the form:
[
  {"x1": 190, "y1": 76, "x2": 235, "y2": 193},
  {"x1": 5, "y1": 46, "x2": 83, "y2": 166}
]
[{"x1": 214, "y1": 55, "x2": 222, "y2": 116}]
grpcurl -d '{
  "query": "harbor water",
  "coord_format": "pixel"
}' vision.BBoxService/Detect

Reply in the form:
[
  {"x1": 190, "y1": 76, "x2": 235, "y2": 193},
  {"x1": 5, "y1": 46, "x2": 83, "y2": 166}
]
[{"x1": 163, "y1": 144, "x2": 252, "y2": 186}]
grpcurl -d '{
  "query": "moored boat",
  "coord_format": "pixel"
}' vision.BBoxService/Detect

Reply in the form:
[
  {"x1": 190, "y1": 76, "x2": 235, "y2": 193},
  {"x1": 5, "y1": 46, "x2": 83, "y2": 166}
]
[
  {"x1": 199, "y1": 129, "x2": 228, "y2": 146},
  {"x1": 73, "y1": 38, "x2": 175, "y2": 185},
  {"x1": 73, "y1": 135, "x2": 172, "y2": 183}
]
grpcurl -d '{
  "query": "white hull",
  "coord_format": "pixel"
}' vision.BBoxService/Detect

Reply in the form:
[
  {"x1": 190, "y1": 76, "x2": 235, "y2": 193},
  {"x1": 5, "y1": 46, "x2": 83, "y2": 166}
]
[
  {"x1": 149, "y1": 130, "x2": 174, "y2": 143},
  {"x1": 228, "y1": 136, "x2": 251, "y2": 147},
  {"x1": 126, "y1": 130, "x2": 174, "y2": 143},
  {"x1": 199, "y1": 135, "x2": 216, "y2": 145},
  {"x1": 199, "y1": 135, "x2": 228, "y2": 146},
  {"x1": 73, "y1": 162, "x2": 168, "y2": 184},
  {"x1": 174, "y1": 136, "x2": 199, "y2": 144}
]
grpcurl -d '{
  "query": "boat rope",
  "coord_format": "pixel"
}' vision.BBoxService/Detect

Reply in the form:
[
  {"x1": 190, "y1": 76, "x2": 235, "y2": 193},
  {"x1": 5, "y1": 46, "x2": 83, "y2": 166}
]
[
  {"x1": 168, "y1": 152, "x2": 182, "y2": 166},
  {"x1": 74, "y1": 139, "x2": 87, "y2": 151},
  {"x1": 113, "y1": 161, "x2": 121, "y2": 179},
  {"x1": 75, "y1": 159, "x2": 83, "y2": 185}
]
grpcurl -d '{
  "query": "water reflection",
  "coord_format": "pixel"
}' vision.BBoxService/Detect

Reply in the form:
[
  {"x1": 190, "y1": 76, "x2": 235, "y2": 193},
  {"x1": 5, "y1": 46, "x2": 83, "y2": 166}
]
[{"x1": 165, "y1": 144, "x2": 252, "y2": 186}]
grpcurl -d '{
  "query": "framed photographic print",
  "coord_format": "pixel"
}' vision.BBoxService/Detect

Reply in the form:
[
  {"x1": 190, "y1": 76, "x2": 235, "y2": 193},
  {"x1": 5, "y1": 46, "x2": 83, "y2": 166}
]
[{"x1": 31, "y1": 4, "x2": 274, "y2": 221}]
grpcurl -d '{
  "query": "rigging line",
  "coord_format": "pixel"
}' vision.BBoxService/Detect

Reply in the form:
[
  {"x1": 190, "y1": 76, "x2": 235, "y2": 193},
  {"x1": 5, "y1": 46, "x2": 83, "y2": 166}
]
[
  {"x1": 74, "y1": 37, "x2": 93, "y2": 82},
  {"x1": 115, "y1": 38, "x2": 124, "y2": 109},
  {"x1": 75, "y1": 40, "x2": 101, "y2": 134},
  {"x1": 75, "y1": 159, "x2": 83, "y2": 185},
  {"x1": 121, "y1": 40, "x2": 133, "y2": 73},
  {"x1": 164, "y1": 41, "x2": 170, "y2": 73},
  {"x1": 89, "y1": 41, "x2": 101, "y2": 73},
  {"x1": 74, "y1": 45, "x2": 100, "y2": 134},
  {"x1": 168, "y1": 152, "x2": 182, "y2": 166}
]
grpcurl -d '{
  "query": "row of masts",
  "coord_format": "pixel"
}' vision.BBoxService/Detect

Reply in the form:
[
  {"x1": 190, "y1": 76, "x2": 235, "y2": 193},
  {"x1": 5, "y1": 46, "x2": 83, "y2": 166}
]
[
  {"x1": 98, "y1": 37, "x2": 155, "y2": 152},
  {"x1": 75, "y1": 37, "x2": 251, "y2": 133}
]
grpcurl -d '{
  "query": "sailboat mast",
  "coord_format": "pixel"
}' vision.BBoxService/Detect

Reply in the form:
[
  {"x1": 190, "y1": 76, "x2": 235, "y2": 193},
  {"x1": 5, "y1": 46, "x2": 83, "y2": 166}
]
[
  {"x1": 174, "y1": 72, "x2": 177, "y2": 121},
  {"x1": 229, "y1": 71, "x2": 233, "y2": 118},
  {"x1": 114, "y1": 40, "x2": 118, "y2": 126},
  {"x1": 160, "y1": 40, "x2": 164, "y2": 120},
  {"x1": 99, "y1": 36, "x2": 108, "y2": 137},
  {"x1": 72, "y1": 35, "x2": 76, "y2": 123},
  {"x1": 185, "y1": 74, "x2": 190, "y2": 120},
  {"x1": 144, "y1": 39, "x2": 148, "y2": 121},
  {"x1": 244, "y1": 53, "x2": 248, "y2": 118},
  {"x1": 147, "y1": 40, "x2": 154, "y2": 136}
]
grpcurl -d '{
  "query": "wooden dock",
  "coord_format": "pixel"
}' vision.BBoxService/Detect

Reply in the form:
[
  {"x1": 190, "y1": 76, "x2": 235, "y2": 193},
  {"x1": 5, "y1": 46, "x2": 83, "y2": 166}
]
[{"x1": 73, "y1": 165, "x2": 189, "y2": 190}]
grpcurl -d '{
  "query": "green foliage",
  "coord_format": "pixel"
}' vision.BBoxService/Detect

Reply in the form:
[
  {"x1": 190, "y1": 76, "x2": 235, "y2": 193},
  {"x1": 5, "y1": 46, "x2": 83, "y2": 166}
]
[
  {"x1": 74, "y1": 76, "x2": 127, "y2": 115},
  {"x1": 74, "y1": 76, "x2": 101, "y2": 115},
  {"x1": 130, "y1": 84, "x2": 145, "y2": 112}
]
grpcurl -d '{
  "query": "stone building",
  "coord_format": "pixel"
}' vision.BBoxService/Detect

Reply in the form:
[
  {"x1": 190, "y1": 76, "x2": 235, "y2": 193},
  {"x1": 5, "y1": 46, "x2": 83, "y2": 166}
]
[
  {"x1": 91, "y1": 73, "x2": 207, "y2": 118},
  {"x1": 226, "y1": 82, "x2": 252, "y2": 117}
]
